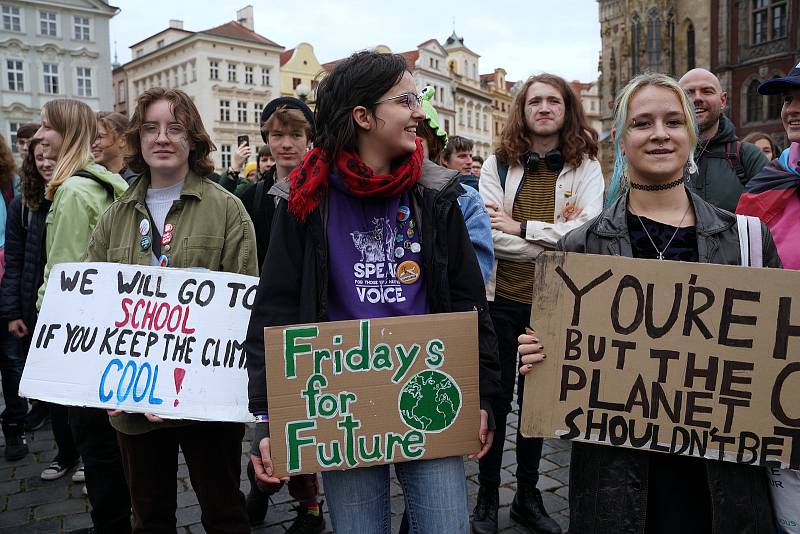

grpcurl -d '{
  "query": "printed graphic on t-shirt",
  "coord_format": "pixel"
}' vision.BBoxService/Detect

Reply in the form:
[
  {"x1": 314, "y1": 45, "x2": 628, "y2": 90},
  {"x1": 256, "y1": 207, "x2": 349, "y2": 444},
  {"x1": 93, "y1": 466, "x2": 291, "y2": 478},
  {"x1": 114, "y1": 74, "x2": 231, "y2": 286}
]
[{"x1": 351, "y1": 217, "x2": 408, "y2": 304}]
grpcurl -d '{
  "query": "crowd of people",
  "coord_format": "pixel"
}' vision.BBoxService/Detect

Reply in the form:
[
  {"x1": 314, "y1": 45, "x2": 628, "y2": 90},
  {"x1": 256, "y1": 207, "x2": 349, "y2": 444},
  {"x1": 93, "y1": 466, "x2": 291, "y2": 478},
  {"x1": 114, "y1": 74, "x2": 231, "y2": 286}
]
[{"x1": 0, "y1": 49, "x2": 798, "y2": 534}]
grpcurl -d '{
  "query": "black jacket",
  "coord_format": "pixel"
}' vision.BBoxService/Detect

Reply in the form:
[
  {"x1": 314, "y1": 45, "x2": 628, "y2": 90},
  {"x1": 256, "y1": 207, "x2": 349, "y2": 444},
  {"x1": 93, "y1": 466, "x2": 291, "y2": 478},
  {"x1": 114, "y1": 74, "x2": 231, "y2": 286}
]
[
  {"x1": 559, "y1": 189, "x2": 779, "y2": 534},
  {"x1": 687, "y1": 115, "x2": 770, "y2": 212},
  {"x1": 239, "y1": 167, "x2": 277, "y2": 271},
  {"x1": 245, "y1": 159, "x2": 503, "y2": 418},
  {"x1": 0, "y1": 196, "x2": 51, "y2": 329}
]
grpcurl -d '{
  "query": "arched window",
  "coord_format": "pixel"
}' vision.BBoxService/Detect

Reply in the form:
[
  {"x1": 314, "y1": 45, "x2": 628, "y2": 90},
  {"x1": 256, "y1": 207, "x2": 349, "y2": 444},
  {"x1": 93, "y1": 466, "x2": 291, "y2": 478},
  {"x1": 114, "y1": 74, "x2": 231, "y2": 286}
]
[
  {"x1": 687, "y1": 22, "x2": 696, "y2": 70},
  {"x1": 631, "y1": 15, "x2": 641, "y2": 75},
  {"x1": 647, "y1": 9, "x2": 662, "y2": 71},
  {"x1": 746, "y1": 79, "x2": 763, "y2": 123},
  {"x1": 667, "y1": 13, "x2": 676, "y2": 75}
]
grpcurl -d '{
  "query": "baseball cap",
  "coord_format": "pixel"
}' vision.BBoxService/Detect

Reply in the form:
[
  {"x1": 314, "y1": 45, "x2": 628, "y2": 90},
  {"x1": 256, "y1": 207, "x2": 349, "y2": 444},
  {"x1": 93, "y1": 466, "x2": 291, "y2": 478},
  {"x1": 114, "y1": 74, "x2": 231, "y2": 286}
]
[{"x1": 758, "y1": 61, "x2": 800, "y2": 95}]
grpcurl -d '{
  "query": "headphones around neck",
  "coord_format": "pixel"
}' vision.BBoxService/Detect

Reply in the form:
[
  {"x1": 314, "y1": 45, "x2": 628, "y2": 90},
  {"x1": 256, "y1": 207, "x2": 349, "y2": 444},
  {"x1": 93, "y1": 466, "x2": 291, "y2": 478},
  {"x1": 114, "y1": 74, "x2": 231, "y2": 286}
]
[{"x1": 521, "y1": 149, "x2": 564, "y2": 173}]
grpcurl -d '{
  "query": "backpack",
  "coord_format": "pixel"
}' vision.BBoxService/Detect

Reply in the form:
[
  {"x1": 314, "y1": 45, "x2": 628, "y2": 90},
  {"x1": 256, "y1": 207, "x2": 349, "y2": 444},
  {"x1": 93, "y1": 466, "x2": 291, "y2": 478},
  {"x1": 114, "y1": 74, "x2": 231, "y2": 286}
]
[
  {"x1": 497, "y1": 160, "x2": 510, "y2": 190},
  {"x1": 703, "y1": 141, "x2": 747, "y2": 185},
  {"x1": 73, "y1": 170, "x2": 115, "y2": 200}
]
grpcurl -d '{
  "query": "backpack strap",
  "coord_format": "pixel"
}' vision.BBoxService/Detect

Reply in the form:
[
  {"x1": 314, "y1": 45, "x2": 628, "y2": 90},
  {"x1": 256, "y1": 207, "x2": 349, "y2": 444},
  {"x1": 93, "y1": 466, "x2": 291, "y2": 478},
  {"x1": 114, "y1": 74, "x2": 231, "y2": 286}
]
[
  {"x1": 73, "y1": 170, "x2": 115, "y2": 200},
  {"x1": 497, "y1": 160, "x2": 509, "y2": 190},
  {"x1": 736, "y1": 214, "x2": 763, "y2": 267}
]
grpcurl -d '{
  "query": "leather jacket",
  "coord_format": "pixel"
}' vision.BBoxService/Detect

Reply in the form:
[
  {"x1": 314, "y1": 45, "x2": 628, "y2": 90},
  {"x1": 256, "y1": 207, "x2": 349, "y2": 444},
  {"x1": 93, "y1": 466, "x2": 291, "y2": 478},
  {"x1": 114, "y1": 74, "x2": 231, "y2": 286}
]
[{"x1": 559, "y1": 189, "x2": 779, "y2": 534}]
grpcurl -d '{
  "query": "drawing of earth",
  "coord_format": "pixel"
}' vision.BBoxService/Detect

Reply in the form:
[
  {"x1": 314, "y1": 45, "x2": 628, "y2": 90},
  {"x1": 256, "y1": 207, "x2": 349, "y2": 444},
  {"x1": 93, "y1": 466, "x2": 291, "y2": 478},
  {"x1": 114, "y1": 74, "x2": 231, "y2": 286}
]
[{"x1": 398, "y1": 370, "x2": 462, "y2": 432}]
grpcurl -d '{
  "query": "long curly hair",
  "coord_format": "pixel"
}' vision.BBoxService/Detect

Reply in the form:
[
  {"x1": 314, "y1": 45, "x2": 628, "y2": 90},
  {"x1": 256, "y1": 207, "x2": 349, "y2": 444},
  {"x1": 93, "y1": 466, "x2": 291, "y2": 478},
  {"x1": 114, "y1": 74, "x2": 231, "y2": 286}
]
[
  {"x1": 20, "y1": 139, "x2": 47, "y2": 212},
  {"x1": 0, "y1": 134, "x2": 16, "y2": 192},
  {"x1": 496, "y1": 74, "x2": 598, "y2": 169}
]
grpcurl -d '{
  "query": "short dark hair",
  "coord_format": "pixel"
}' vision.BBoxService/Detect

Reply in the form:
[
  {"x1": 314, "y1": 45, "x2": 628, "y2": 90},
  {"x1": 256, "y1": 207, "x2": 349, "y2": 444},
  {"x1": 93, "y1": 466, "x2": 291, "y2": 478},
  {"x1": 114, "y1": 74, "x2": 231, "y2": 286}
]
[
  {"x1": 262, "y1": 107, "x2": 312, "y2": 140},
  {"x1": 472, "y1": 155, "x2": 484, "y2": 165},
  {"x1": 257, "y1": 144, "x2": 272, "y2": 158},
  {"x1": 125, "y1": 88, "x2": 215, "y2": 176},
  {"x1": 313, "y1": 51, "x2": 408, "y2": 162},
  {"x1": 16, "y1": 123, "x2": 39, "y2": 140},
  {"x1": 442, "y1": 136, "x2": 473, "y2": 162},
  {"x1": 417, "y1": 121, "x2": 446, "y2": 165}
]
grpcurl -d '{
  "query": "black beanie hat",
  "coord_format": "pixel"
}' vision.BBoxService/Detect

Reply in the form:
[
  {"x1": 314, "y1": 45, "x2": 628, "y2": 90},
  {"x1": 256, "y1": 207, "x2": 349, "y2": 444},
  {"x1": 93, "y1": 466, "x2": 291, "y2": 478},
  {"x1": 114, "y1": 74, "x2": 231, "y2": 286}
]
[{"x1": 259, "y1": 97, "x2": 316, "y2": 143}]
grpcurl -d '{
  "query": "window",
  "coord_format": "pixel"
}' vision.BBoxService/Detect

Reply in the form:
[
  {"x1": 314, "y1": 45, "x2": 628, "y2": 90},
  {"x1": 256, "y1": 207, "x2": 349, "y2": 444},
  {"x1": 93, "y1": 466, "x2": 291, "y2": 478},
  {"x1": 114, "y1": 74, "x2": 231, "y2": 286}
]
[
  {"x1": 219, "y1": 100, "x2": 230, "y2": 122},
  {"x1": 2, "y1": 5, "x2": 21, "y2": 31},
  {"x1": 467, "y1": 109, "x2": 473, "y2": 128},
  {"x1": 439, "y1": 87, "x2": 444, "y2": 102},
  {"x1": 667, "y1": 14, "x2": 676, "y2": 76},
  {"x1": 156, "y1": 39, "x2": 164, "y2": 49},
  {"x1": 245, "y1": 65, "x2": 253, "y2": 84},
  {"x1": 7, "y1": 60, "x2": 23, "y2": 91},
  {"x1": 117, "y1": 80, "x2": 126, "y2": 103},
  {"x1": 483, "y1": 113, "x2": 488, "y2": 132},
  {"x1": 43, "y1": 63, "x2": 59, "y2": 94},
  {"x1": 181, "y1": 65, "x2": 187, "y2": 85},
  {"x1": 752, "y1": 0, "x2": 786, "y2": 44},
  {"x1": 76, "y1": 66, "x2": 92, "y2": 97},
  {"x1": 191, "y1": 61, "x2": 196, "y2": 82},
  {"x1": 9, "y1": 122, "x2": 21, "y2": 153},
  {"x1": 237, "y1": 101, "x2": 247, "y2": 123},
  {"x1": 39, "y1": 11, "x2": 57, "y2": 36},
  {"x1": 73, "y1": 16, "x2": 90, "y2": 41},
  {"x1": 687, "y1": 23, "x2": 696, "y2": 70},
  {"x1": 771, "y1": 1, "x2": 788, "y2": 39},
  {"x1": 136, "y1": 49, "x2": 143, "y2": 58},
  {"x1": 746, "y1": 80, "x2": 763, "y2": 123},
  {"x1": 444, "y1": 119, "x2": 450, "y2": 133},
  {"x1": 254, "y1": 105, "x2": 261, "y2": 124},
  {"x1": 227, "y1": 63, "x2": 237, "y2": 82},
  {"x1": 646, "y1": 10, "x2": 661, "y2": 71},
  {"x1": 261, "y1": 67, "x2": 270, "y2": 86},
  {"x1": 210, "y1": 61, "x2": 219, "y2": 80},
  {"x1": 221, "y1": 144, "x2": 232, "y2": 169},
  {"x1": 429, "y1": 58, "x2": 434, "y2": 68},
  {"x1": 293, "y1": 77, "x2": 302, "y2": 90},
  {"x1": 631, "y1": 15, "x2": 642, "y2": 75}
]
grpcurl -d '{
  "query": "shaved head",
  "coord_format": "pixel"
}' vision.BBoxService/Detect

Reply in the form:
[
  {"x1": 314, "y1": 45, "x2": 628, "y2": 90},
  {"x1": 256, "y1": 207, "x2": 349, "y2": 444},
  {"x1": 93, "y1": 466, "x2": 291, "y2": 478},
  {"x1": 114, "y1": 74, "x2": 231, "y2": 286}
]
[{"x1": 679, "y1": 68, "x2": 728, "y2": 138}]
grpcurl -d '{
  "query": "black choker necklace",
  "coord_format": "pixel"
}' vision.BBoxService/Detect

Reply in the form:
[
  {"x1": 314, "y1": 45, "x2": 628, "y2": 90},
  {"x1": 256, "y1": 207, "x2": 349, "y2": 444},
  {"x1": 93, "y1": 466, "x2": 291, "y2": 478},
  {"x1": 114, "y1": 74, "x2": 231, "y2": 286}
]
[{"x1": 630, "y1": 176, "x2": 685, "y2": 191}]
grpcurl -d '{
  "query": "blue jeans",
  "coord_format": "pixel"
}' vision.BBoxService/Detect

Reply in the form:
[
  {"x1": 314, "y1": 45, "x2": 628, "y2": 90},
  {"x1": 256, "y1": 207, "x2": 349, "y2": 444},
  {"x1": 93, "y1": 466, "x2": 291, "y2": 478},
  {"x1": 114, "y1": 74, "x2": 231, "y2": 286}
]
[
  {"x1": 0, "y1": 328, "x2": 28, "y2": 426},
  {"x1": 321, "y1": 456, "x2": 469, "y2": 534}
]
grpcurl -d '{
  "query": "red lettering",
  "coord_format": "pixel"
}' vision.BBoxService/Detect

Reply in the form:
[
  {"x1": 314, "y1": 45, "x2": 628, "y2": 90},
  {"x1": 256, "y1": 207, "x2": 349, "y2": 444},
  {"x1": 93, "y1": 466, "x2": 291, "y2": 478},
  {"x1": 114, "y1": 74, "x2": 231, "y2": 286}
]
[
  {"x1": 167, "y1": 305, "x2": 181, "y2": 333},
  {"x1": 153, "y1": 303, "x2": 169, "y2": 331},
  {"x1": 131, "y1": 299, "x2": 146, "y2": 329},
  {"x1": 141, "y1": 300, "x2": 157, "y2": 330},
  {"x1": 181, "y1": 306, "x2": 195, "y2": 334},
  {"x1": 114, "y1": 298, "x2": 133, "y2": 328}
]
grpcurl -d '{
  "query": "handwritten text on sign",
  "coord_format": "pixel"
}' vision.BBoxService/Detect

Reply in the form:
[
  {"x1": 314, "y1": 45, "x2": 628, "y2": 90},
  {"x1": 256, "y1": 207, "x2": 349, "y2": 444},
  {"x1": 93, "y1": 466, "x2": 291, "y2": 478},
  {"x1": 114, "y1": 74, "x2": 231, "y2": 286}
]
[
  {"x1": 264, "y1": 312, "x2": 480, "y2": 477},
  {"x1": 521, "y1": 253, "x2": 800, "y2": 470},
  {"x1": 19, "y1": 263, "x2": 258, "y2": 422}
]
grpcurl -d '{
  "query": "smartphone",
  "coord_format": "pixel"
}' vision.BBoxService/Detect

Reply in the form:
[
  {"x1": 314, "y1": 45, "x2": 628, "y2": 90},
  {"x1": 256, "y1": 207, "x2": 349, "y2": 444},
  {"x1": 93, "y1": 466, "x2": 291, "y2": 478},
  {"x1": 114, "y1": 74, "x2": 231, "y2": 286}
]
[{"x1": 237, "y1": 135, "x2": 249, "y2": 148}]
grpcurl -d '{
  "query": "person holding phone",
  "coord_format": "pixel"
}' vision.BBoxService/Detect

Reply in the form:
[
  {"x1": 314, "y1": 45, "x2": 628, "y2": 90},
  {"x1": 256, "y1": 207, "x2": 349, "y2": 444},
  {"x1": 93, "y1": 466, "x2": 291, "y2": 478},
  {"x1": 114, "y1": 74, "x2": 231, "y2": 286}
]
[{"x1": 219, "y1": 135, "x2": 254, "y2": 196}]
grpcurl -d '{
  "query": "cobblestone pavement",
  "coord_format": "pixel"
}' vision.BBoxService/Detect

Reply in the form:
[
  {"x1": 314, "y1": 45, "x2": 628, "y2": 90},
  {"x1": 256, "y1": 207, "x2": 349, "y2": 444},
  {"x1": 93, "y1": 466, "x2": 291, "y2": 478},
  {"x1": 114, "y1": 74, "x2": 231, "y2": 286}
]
[{"x1": 0, "y1": 400, "x2": 570, "y2": 533}]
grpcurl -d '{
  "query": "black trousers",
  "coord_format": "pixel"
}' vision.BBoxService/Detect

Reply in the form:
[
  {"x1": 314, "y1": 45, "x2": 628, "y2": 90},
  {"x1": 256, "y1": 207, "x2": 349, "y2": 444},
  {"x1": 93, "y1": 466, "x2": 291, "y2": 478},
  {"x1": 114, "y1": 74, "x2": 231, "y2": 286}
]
[
  {"x1": 70, "y1": 407, "x2": 132, "y2": 534},
  {"x1": 50, "y1": 403, "x2": 78, "y2": 465},
  {"x1": 117, "y1": 422, "x2": 248, "y2": 534},
  {"x1": 478, "y1": 296, "x2": 543, "y2": 488}
]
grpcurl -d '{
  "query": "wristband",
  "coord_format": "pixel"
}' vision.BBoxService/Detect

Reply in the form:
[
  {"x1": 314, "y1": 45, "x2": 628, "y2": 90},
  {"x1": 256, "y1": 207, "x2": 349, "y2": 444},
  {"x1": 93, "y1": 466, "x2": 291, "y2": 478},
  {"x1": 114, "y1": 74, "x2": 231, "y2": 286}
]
[
  {"x1": 519, "y1": 221, "x2": 527, "y2": 239},
  {"x1": 254, "y1": 414, "x2": 269, "y2": 423}
]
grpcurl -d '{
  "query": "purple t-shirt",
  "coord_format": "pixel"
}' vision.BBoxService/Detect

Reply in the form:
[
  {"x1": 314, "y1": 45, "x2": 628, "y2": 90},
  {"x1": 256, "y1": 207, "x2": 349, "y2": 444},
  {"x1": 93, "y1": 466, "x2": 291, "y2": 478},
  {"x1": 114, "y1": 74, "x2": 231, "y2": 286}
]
[{"x1": 326, "y1": 173, "x2": 428, "y2": 321}]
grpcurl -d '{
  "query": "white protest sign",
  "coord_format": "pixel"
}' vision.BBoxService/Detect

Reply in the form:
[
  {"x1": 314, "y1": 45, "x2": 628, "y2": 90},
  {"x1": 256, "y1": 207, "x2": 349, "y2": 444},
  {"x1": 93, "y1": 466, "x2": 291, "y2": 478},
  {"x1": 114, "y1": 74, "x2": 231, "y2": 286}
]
[{"x1": 19, "y1": 263, "x2": 258, "y2": 422}]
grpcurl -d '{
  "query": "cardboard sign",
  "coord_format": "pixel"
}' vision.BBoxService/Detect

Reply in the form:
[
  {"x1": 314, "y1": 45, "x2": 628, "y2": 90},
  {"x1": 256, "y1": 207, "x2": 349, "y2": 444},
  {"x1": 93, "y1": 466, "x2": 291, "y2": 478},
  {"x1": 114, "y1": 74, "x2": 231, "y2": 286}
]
[
  {"x1": 521, "y1": 252, "x2": 800, "y2": 470},
  {"x1": 20, "y1": 263, "x2": 258, "y2": 422},
  {"x1": 264, "y1": 311, "x2": 480, "y2": 477}
]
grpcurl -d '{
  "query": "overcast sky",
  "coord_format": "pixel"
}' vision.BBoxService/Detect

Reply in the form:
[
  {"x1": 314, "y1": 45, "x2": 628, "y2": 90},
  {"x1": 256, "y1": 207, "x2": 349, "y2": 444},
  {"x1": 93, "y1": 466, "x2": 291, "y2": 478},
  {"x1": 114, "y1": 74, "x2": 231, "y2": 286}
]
[{"x1": 109, "y1": 0, "x2": 601, "y2": 83}]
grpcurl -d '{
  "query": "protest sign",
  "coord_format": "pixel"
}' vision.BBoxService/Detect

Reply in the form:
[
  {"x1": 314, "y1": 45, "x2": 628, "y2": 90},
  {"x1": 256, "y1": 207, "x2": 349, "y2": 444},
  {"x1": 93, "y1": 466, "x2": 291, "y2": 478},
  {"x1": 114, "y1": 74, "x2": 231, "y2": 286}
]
[
  {"x1": 19, "y1": 263, "x2": 258, "y2": 422},
  {"x1": 264, "y1": 311, "x2": 480, "y2": 477},
  {"x1": 521, "y1": 252, "x2": 800, "y2": 470}
]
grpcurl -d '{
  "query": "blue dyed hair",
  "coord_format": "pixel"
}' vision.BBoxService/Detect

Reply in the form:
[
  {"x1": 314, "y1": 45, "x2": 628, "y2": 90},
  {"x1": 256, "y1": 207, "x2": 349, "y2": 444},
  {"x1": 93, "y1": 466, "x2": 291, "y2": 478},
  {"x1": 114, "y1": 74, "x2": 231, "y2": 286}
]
[{"x1": 605, "y1": 73, "x2": 699, "y2": 206}]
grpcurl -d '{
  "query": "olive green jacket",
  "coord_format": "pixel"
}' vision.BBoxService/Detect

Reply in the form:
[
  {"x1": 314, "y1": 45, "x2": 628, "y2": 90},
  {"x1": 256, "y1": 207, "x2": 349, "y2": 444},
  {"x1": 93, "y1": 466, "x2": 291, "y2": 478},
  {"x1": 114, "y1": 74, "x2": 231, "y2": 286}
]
[{"x1": 84, "y1": 170, "x2": 258, "y2": 435}]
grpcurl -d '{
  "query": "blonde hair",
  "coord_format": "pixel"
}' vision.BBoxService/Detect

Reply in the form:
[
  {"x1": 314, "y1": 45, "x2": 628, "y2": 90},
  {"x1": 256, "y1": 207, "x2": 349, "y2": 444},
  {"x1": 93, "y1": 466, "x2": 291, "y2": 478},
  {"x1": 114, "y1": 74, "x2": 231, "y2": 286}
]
[
  {"x1": 606, "y1": 73, "x2": 699, "y2": 205},
  {"x1": 44, "y1": 99, "x2": 97, "y2": 200}
]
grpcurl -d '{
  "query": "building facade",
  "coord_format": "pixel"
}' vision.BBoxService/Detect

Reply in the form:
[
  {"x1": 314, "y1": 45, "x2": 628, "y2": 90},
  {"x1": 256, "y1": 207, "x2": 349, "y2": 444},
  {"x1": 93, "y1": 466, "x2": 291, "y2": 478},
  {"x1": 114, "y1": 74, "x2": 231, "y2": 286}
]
[
  {"x1": 406, "y1": 39, "x2": 457, "y2": 137},
  {"x1": 570, "y1": 80, "x2": 604, "y2": 136},
  {"x1": 279, "y1": 41, "x2": 323, "y2": 106},
  {"x1": 444, "y1": 32, "x2": 493, "y2": 158},
  {"x1": 481, "y1": 68, "x2": 513, "y2": 151},
  {"x1": 713, "y1": 0, "x2": 799, "y2": 148},
  {"x1": 1, "y1": 0, "x2": 118, "y2": 156},
  {"x1": 113, "y1": 6, "x2": 283, "y2": 172}
]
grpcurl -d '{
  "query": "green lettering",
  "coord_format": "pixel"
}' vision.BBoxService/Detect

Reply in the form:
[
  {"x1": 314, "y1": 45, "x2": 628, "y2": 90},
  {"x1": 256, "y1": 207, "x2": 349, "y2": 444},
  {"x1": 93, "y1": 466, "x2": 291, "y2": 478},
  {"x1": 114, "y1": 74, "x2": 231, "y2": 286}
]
[
  {"x1": 313, "y1": 348, "x2": 331, "y2": 374},
  {"x1": 283, "y1": 326, "x2": 318, "y2": 378},
  {"x1": 317, "y1": 442, "x2": 342, "y2": 467},
  {"x1": 385, "y1": 432, "x2": 405, "y2": 462},
  {"x1": 372, "y1": 343, "x2": 393, "y2": 371},
  {"x1": 338, "y1": 391, "x2": 357, "y2": 415},
  {"x1": 286, "y1": 420, "x2": 316, "y2": 472},
  {"x1": 402, "y1": 430, "x2": 426, "y2": 459},
  {"x1": 345, "y1": 320, "x2": 370, "y2": 372},
  {"x1": 337, "y1": 414, "x2": 362, "y2": 467},
  {"x1": 300, "y1": 374, "x2": 327, "y2": 418},
  {"x1": 425, "y1": 339, "x2": 445, "y2": 368},
  {"x1": 392, "y1": 343, "x2": 421, "y2": 383},
  {"x1": 357, "y1": 434, "x2": 384, "y2": 462}
]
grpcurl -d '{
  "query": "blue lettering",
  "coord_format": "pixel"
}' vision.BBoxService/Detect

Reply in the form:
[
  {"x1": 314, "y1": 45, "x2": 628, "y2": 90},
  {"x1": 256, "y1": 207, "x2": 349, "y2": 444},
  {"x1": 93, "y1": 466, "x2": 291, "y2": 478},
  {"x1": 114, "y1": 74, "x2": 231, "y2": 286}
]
[
  {"x1": 132, "y1": 363, "x2": 152, "y2": 402},
  {"x1": 148, "y1": 365, "x2": 164, "y2": 406},
  {"x1": 99, "y1": 358, "x2": 122, "y2": 402},
  {"x1": 116, "y1": 360, "x2": 136, "y2": 402}
]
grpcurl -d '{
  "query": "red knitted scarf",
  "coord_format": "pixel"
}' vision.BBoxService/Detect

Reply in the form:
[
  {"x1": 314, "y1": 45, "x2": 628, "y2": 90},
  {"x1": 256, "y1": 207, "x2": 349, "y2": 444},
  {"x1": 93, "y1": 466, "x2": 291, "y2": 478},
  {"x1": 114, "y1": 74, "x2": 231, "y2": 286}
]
[{"x1": 288, "y1": 138, "x2": 424, "y2": 222}]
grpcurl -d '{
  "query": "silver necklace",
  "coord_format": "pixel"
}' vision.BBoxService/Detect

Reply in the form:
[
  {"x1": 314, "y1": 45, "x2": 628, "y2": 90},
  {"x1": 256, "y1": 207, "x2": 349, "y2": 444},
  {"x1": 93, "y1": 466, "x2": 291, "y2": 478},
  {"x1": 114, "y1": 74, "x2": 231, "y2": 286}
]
[{"x1": 635, "y1": 205, "x2": 691, "y2": 260}]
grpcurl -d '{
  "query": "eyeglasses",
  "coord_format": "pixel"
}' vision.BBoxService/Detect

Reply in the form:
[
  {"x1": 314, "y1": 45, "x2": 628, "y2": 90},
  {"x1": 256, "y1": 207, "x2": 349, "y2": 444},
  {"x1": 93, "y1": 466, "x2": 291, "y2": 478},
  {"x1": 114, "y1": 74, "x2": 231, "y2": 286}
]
[
  {"x1": 140, "y1": 123, "x2": 187, "y2": 141},
  {"x1": 374, "y1": 92, "x2": 422, "y2": 111}
]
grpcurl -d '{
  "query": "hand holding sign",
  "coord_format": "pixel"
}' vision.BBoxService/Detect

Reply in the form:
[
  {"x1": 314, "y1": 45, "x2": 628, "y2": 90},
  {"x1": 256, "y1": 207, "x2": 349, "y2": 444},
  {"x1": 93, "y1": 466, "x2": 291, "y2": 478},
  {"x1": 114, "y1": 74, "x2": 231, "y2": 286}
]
[{"x1": 519, "y1": 327, "x2": 546, "y2": 374}]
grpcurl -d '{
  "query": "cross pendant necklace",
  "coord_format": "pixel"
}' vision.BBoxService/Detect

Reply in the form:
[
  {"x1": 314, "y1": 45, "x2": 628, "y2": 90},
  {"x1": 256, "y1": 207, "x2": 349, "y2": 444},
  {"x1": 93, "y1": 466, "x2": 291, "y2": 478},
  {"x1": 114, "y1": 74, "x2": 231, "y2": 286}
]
[{"x1": 635, "y1": 204, "x2": 691, "y2": 260}]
